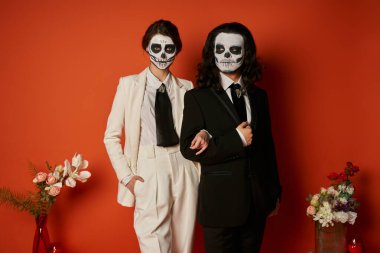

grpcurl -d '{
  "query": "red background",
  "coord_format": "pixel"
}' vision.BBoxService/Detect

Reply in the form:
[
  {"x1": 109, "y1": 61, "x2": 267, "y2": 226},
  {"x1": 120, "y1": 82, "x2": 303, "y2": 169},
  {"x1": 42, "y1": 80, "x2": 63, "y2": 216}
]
[{"x1": 1, "y1": 0, "x2": 379, "y2": 252}]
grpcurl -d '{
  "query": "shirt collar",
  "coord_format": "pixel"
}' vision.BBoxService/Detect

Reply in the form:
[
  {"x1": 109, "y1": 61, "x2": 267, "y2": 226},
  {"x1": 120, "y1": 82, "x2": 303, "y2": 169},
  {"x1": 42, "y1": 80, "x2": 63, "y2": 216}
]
[
  {"x1": 147, "y1": 67, "x2": 172, "y2": 90},
  {"x1": 219, "y1": 72, "x2": 243, "y2": 91}
]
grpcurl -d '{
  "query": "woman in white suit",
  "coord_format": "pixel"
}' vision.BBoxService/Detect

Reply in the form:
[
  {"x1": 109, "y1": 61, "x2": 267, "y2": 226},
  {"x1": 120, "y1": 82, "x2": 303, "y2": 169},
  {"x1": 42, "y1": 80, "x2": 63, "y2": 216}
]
[{"x1": 104, "y1": 20, "x2": 208, "y2": 253}]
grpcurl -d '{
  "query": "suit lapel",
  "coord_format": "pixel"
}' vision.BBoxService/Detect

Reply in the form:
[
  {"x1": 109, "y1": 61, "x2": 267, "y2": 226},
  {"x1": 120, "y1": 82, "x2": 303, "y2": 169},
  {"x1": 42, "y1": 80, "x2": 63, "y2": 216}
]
[
  {"x1": 246, "y1": 86, "x2": 258, "y2": 130},
  {"x1": 212, "y1": 85, "x2": 258, "y2": 130},
  {"x1": 128, "y1": 68, "x2": 148, "y2": 168},
  {"x1": 212, "y1": 88, "x2": 241, "y2": 125}
]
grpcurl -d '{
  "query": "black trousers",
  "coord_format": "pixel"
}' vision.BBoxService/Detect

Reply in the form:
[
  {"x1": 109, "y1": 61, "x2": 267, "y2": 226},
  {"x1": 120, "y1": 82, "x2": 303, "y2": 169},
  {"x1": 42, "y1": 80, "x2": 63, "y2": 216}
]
[{"x1": 203, "y1": 209, "x2": 266, "y2": 253}]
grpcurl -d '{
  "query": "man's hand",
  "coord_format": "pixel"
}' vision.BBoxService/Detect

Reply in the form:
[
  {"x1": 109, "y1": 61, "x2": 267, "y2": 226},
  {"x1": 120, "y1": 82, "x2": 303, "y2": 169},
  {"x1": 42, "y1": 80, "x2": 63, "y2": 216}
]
[
  {"x1": 237, "y1": 121, "x2": 253, "y2": 145},
  {"x1": 126, "y1": 176, "x2": 144, "y2": 196},
  {"x1": 190, "y1": 130, "x2": 210, "y2": 155},
  {"x1": 268, "y1": 198, "x2": 280, "y2": 217}
]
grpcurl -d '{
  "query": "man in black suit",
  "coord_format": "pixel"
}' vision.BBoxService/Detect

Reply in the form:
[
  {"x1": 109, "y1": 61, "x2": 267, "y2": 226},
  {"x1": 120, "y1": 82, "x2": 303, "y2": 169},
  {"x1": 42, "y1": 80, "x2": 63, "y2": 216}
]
[{"x1": 180, "y1": 22, "x2": 281, "y2": 253}]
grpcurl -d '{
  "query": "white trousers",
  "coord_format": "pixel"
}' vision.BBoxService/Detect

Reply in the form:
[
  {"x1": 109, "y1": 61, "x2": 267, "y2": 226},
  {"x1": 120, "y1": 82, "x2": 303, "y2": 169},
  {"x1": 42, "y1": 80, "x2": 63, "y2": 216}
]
[{"x1": 133, "y1": 145, "x2": 199, "y2": 253}]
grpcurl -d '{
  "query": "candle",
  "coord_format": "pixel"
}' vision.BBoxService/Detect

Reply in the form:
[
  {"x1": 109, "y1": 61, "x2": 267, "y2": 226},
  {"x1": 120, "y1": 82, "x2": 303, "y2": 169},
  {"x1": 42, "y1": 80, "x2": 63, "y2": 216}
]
[
  {"x1": 348, "y1": 238, "x2": 364, "y2": 253},
  {"x1": 49, "y1": 242, "x2": 63, "y2": 253}
]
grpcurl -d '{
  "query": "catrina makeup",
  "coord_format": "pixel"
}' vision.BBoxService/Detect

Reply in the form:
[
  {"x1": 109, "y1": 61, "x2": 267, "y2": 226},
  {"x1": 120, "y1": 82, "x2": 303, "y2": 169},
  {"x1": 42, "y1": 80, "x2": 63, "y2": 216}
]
[
  {"x1": 214, "y1": 33, "x2": 244, "y2": 73},
  {"x1": 147, "y1": 34, "x2": 176, "y2": 70}
]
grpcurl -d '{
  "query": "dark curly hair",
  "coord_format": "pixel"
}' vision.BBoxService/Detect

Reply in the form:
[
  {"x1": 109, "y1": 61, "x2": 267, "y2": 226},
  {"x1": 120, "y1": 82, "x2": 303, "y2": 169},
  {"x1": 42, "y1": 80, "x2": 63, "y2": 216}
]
[
  {"x1": 142, "y1": 19, "x2": 182, "y2": 54},
  {"x1": 197, "y1": 22, "x2": 262, "y2": 89}
]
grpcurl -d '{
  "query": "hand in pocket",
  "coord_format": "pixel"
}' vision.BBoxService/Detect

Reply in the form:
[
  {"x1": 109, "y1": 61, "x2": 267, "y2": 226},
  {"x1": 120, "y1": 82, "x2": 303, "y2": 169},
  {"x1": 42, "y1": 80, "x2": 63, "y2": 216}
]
[{"x1": 126, "y1": 176, "x2": 144, "y2": 196}]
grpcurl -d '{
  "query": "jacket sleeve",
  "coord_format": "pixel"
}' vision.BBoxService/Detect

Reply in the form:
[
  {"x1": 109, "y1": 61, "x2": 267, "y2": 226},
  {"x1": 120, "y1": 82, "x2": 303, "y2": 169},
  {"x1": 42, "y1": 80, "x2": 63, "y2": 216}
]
[
  {"x1": 104, "y1": 77, "x2": 133, "y2": 182},
  {"x1": 262, "y1": 91, "x2": 282, "y2": 201},
  {"x1": 180, "y1": 90, "x2": 245, "y2": 165}
]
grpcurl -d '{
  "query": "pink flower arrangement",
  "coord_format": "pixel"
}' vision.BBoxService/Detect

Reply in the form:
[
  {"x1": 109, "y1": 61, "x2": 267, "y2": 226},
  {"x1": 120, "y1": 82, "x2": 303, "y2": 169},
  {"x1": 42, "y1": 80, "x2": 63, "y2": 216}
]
[
  {"x1": 306, "y1": 162, "x2": 360, "y2": 227},
  {"x1": 46, "y1": 174, "x2": 57, "y2": 185},
  {"x1": 33, "y1": 172, "x2": 48, "y2": 183},
  {"x1": 0, "y1": 153, "x2": 91, "y2": 217}
]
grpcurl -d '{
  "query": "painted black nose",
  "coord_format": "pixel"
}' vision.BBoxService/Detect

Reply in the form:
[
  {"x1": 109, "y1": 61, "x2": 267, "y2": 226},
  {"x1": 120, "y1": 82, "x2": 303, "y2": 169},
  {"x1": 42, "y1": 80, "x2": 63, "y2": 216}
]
[
  {"x1": 161, "y1": 53, "x2": 166, "y2": 59},
  {"x1": 224, "y1": 52, "x2": 231, "y2": 58}
]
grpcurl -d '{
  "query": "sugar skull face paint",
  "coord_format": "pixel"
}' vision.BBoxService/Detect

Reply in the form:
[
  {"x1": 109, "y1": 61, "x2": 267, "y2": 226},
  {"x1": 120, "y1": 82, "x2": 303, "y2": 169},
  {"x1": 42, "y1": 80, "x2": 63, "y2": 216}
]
[
  {"x1": 147, "y1": 34, "x2": 176, "y2": 69},
  {"x1": 214, "y1": 33, "x2": 244, "y2": 73}
]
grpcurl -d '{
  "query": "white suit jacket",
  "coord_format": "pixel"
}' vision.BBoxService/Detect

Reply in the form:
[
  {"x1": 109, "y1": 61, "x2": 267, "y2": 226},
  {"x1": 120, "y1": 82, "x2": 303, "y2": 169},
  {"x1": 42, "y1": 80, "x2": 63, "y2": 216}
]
[{"x1": 104, "y1": 68, "x2": 196, "y2": 207}]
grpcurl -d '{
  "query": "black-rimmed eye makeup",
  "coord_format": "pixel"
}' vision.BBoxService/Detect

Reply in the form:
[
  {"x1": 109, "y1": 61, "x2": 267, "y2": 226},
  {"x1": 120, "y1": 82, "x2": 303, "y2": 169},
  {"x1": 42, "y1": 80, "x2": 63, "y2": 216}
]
[
  {"x1": 165, "y1": 44, "x2": 176, "y2": 54},
  {"x1": 215, "y1": 44, "x2": 225, "y2": 54},
  {"x1": 151, "y1": 44, "x2": 162, "y2": 53},
  {"x1": 230, "y1": 46, "x2": 242, "y2": 55}
]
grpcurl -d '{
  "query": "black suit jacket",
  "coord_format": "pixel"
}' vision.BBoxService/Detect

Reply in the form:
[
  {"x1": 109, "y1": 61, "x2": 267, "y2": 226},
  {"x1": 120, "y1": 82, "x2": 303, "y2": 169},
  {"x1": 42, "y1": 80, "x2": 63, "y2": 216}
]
[{"x1": 180, "y1": 85, "x2": 281, "y2": 227}]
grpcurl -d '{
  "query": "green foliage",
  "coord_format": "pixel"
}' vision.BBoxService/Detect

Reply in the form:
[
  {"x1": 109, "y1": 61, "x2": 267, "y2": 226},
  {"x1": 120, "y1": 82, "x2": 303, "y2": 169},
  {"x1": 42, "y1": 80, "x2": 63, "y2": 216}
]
[
  {"x1": 0, "y1": 164, "x2": 55, "y2": 217},
  {"x1": 0, "y1": 187, "x2": 37, "y2": 216},
  {"x1": 1, "y1": 153, "x2": 90, "y2": 218},
  {"x1": 0, "y1": 186, "x2": 55, "y2": 217}
]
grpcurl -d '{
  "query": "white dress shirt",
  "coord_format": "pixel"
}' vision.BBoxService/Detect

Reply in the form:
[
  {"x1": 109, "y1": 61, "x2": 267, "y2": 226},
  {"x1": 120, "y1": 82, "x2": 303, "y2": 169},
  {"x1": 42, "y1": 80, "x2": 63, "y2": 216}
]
[
  {"x1": 219, "y1": 72, "x2": 252, "y2": 147},
  {"x1": 139, "y1": 68, "x2": 175, "y2": 146},
  {"x1": 121, "y1": 68, "x2": 175, "y2": 186}
]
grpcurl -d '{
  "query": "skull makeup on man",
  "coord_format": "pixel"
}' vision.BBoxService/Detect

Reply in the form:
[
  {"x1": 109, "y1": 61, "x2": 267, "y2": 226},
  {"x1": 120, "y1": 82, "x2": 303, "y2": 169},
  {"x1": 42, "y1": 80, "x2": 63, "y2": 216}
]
[
  {"x1": 214, "y1": 32, "x2": 244, "y2": 73},
  {"x1": 147, "y1": 34, "x2": 177, "y2": 70},
  {"x1": 181, "y1": 22, "x2": 281, "y2": 253}
]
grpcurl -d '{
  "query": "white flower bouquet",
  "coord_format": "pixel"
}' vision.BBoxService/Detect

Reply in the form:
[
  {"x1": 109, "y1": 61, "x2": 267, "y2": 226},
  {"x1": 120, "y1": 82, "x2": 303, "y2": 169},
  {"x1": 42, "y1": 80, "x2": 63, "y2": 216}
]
[{"x1": 306, "y1": 162, "x2": 360, "y2": 227}]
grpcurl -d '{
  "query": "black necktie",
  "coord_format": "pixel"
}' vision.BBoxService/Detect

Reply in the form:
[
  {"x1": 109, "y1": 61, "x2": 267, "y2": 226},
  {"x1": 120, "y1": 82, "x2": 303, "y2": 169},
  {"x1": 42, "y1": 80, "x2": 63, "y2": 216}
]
[
  {"x1": 155, "y1": 83, "x2": 179, "y2": 147},
  {"x1": 230, "y1": 83, "x2": 247, "y2": 122}
]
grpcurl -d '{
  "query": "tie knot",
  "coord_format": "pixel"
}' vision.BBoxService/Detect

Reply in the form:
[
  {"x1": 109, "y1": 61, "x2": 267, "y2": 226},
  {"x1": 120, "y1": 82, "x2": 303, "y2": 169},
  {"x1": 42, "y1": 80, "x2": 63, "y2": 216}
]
[
  {"x1": 230, "y1": 83, "x2": 244, "y2": 98},
  {"x1": 230, "y1": 83, "x2": 241, "y2": 90},
  {"x1": 158, "y1": 83, "x2": 167, "y2": 93}
]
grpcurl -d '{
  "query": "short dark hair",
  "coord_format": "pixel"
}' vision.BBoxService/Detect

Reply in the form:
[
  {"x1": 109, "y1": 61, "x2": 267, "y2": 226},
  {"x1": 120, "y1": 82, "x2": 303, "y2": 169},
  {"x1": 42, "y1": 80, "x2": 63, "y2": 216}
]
[
  {"x1": 197, "y1": 22, "x2": 262, "y2": 89},
  {"x1": 142, "y1": 19, "x2": 182, "y2": 54}
]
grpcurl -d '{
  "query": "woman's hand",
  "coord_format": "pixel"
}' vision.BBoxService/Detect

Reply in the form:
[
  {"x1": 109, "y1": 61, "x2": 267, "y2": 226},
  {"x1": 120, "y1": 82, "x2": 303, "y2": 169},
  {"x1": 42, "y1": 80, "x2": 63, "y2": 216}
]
[
  {"x1": 190, "y1": 130, "x2": 210, "y2": 155},
  {"x1": 126, "y1": 176, "x2": 144, "y2": 196}
]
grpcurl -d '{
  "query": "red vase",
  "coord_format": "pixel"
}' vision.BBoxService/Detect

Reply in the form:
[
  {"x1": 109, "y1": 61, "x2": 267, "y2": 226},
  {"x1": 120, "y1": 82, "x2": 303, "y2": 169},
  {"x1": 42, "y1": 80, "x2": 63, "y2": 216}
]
[
  {"x1": 32, "y1": 215, "x2": 64, "y2": 253},
  {"x1": 33, "y1": 215, "x2": 50, "y2": 253}
]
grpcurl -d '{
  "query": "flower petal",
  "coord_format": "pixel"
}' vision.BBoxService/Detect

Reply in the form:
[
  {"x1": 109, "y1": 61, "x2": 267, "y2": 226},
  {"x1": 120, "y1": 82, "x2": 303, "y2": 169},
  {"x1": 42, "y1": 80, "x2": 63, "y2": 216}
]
[
  {"x1": 72, "y1": 153, "x2": 82, "y2": 168},
  {"x1": 77, "y1": 171, "x2": 91, "y2": 182},
  {"x1": 54, "y1": 165, "x2": 63, "y2": 172},
  {"x1": 80, "y1": 160, "x2": 89, "y2": 170},
  {"x1": 53, "y1": 182, "x2": 63, "y2": 188},
  {"x1": 53, "y1": 171, "x2": 60, "y2": 179},
  {"x1": 63, "y1": 160, "x2": 71, "y2": 177},
  {"x1": 65, "y1": 177, "x2": 77, "y2": 188}
]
